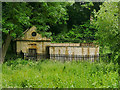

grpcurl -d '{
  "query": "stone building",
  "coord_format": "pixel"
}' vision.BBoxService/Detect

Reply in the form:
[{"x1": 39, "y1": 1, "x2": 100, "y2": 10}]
[
  {"x1": 16, "y1": 26, "x2": 51, "y2": 60},
  {"x1": 16, "y1": 26, "x2": 99, "y2": 61}
]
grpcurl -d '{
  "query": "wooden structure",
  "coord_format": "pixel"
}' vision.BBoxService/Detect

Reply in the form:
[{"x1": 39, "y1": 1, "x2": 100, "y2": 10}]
[{"x1": 16, "y1": 26, "x2": 99, "y2": 61}]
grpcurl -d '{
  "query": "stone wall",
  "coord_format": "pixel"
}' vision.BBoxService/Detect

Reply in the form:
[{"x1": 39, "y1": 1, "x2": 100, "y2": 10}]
[
  {"x1": 16, "y1": 41, "x2": 51, "y2": 60},
  {"x1": 49, "y1": 45, "x2": 99, "y2": 61}
]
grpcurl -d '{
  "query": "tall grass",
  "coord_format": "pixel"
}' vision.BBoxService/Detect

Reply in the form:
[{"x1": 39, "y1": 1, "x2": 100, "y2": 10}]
[
  {"x1": 2, "y1": 58, "x2": 119, "y2": 88},
  {"x1": 0, "y1": 64, "x2": 2, "y2": 89}
]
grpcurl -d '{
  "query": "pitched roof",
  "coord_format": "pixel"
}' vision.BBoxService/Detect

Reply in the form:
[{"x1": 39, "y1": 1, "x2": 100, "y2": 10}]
[
  {"x1": 15, "y1": 26, "x2": 51, "y2": 41},
  {"x1": 22, "y1": 26, "x2": 36, "y2": 35}
]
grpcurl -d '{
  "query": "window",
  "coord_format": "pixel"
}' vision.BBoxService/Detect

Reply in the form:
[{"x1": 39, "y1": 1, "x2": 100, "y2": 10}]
[
  {"x1": 28, "y1": 44, "x2": 36, "y2": 46},
  {"x1": 32, "y1": 32, "x2": 37, "y2": 37}
]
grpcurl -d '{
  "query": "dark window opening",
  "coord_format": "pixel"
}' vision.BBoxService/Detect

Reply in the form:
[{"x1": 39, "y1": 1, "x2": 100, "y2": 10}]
[
  {"x1": 32, "y1": 32, "x2": 37, "y2": 36},
  {"x1": 28, "y1": 44, "x2": 36, "y2": 45}
]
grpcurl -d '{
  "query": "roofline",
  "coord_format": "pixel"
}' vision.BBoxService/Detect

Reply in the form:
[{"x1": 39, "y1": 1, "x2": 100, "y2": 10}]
[
  {"x1": 16, "y1": 26, "x2": 37, "y2": 39},
  {"x1": 16, "y1": 39, "x2": 51, "y2": 42}
]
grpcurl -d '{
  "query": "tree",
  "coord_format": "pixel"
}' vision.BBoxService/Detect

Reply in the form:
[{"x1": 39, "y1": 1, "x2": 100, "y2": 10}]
[
  {"x1": 93, "y1": 2, "x2": 120, "y2": 63},
  {"x1": 2, "y1": 2, "x2": 72, "y2": 62},
  {"x1": 66, "y1": 2, "x2": 102, "y2": 29},
  {"x1": 52, "y1": 21, "x2": 96, "y2": 43},
  {"x1": 2, "y1": 2, "x2": 31, "y2": 63},
  {"x1": 28, "y1": 2, "x2": 72, "y2": 36},
  {"x1": 51, "y1": 2, "x2": 101, "y2": 43}
]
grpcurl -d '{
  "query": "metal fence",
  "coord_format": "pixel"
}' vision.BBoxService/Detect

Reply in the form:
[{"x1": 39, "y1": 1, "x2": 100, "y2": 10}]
[
  {"x1": 49, "y1": 46, "x2": 99, "y2": 62},
  {"x1": 50, "y1": 54, "x2": 99, "y2": 62}
]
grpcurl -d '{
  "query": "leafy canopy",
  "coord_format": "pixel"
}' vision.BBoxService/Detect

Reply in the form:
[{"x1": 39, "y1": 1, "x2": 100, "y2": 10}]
[
  {"x1": 93, "y1": 2, "x2": 120, "y2": 62},
  {"x1": 52, "y1": 21, "x2": 96, "y2": 43},
  {"x1": 2, "y1": 2, "x2": 72, "y2": 41}
]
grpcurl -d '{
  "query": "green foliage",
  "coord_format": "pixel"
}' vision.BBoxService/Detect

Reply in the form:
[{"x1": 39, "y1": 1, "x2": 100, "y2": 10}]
[
  {"x1": 67, "y1": 2, "x2": 91, "y2": 29},
  {"x1": 2, "y1": 2, "x2": 31, "y2": 39},
  {"x1": 50, "y1": 2, "x2": 101, "y2": 40},
  {"x1": 93, "y1": 2, "x2": 120, "y2": 63},
  {"x1": 0, "y1": 64, "x2": 1, "y2": 89},
  {"x1": 66, "y1": 2, "x2": 102, "y2": 29},
  {"x1": 52, "y1": 21, "x2": 96, "y2": 43},
  {"x1": 2, "y1": 2, "x2": 72, "y2": 40},
  {"x1": 2, "y1": 2, "x2": 72, "y2": 60},
  {"x1": 2, "y1": 59, "x2": 119, "y2": 88},
  {"x1": 29, "y1": 2, "x2": 71, "y2": 34}
]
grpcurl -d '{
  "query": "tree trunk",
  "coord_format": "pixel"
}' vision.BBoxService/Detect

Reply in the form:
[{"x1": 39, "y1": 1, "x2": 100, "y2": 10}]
[{"x1": 2, "y1": 32, "x2": 12, "y2": 63}]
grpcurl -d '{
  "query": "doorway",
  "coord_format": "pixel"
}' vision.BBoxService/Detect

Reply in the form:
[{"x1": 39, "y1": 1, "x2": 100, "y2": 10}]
[{"x1": 28, "y1": 48, "x2": 37, "y2": 60}]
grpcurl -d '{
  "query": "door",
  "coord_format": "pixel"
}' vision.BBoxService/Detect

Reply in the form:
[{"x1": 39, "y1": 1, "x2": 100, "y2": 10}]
[{"x1": 28, "y1": 48, "x2": 37, "y2": 60}]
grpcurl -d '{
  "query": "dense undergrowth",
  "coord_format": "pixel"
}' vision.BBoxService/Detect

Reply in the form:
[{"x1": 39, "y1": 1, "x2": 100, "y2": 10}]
[{"x1": 2, "y1": 58, "x2": 119, "y2": 88}]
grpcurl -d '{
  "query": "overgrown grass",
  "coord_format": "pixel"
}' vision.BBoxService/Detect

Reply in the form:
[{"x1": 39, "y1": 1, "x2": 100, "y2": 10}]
[
  {"x1": 0, "y1": 64, "x2": 2, "y2": 89},
  {"x1": 2, "y1": 58, "x2": 119, "y2": 88}
]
